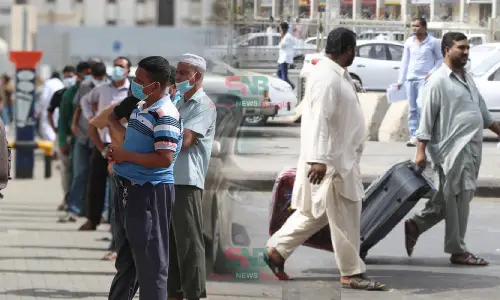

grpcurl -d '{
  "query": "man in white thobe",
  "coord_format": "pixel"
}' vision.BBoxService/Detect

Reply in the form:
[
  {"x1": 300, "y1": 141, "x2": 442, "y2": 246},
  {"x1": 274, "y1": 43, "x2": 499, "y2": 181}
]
[{"x1": 265, "y1": 28, "x2": 385, "y2": 291}]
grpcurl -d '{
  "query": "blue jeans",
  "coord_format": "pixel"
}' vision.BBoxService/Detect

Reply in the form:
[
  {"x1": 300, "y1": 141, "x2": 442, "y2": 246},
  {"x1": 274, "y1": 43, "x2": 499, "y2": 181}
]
[
  {"x1": 1, "y1": 108, "x2": 8, "y2": 124},
  {"x1": 108, "y1": 177, "x2": 116, "y2": 251},
  {"x1": 405, "y1": 79, "x2": 424, "y2": 137},
  {"x1": 102, "y1": 177, "x2": 110, "y2": 221},
  {"x1": 277, "y1": 63, "x2": 295, "y2": 89},
  {"x1": 67, "y1": 142, "x2": 92, "y2": 216}
]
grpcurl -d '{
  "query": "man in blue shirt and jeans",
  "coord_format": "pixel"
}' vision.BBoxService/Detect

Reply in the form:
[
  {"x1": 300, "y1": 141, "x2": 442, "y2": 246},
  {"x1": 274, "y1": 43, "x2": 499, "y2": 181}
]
[
  {"x1": 107, "y1": 56, "x2": 183, "y2": 300},
  {"x1": 397, "y1": 17, "x2": 443, "y2": 147}
]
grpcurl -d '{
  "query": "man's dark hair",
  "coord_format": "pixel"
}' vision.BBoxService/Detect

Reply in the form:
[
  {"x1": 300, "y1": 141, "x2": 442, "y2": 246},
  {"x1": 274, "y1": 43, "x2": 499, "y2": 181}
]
[
  {"x1": 325, "y1": 27, "x2": 357, "y2": 56},
  {"x1": 413, "y1": 17, "x2": 427, "y2": 29},
  {"x1": 137, "y1": 56, "x2": 170, "y2": 85},
  {"x1": 51, "y1": 71, "x2": 60, "y2": 79},
  {"x1": 91, "y1": 62, "x2": 107, "y2": 77},
  {"x1": 115, "y1": 56, "x2": 131, "y2": 69},
  {"x1": 167, "y1": 66, "x2": 176, "y2": 85},
  {"x1": 441, "y1": 32, "x2": 468, "y2": 56},
  {"x1": 62, "y1": 65, "x2": 76, "y2": 73},
  {"x1": 76, "y1": 61, "x2": 91, "y2": 73},
  {"x1": 279, "y1": 22, "x2": 289, "y2": 33}
]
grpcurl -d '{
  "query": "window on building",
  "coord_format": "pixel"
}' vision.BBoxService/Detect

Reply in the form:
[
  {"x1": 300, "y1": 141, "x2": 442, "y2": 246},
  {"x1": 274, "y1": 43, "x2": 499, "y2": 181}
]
[
  {"x1": 137, "y1": 0, "x2": 146, "y2": 3},
  {"x1": 108, "y1": 0, "x2": 117, "y2": 3},
  {"x1": 76, "y1": 0, "x2": 83, "y2": 2},
  {"x1": 15, "y1": 0, "x2": 27, "y2": 4},
  {"x1": 46, "y1": 0, "x2": 55, "y2": 3},
  {"x1": 107, "y1": 20, "x2": 117, "y2": 26}
]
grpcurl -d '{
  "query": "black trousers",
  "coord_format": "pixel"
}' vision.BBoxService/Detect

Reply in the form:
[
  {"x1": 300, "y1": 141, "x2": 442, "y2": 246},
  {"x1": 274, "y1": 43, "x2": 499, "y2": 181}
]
[
  {"x1": 168, "y1": 185, "x2": 206, "y2": 299},
  {"x1": 109, "y1": 175, "x2": 174, "y2": 300},
  {"x1": 85, "y1": 146, "x2": 109, "y2": 225}
]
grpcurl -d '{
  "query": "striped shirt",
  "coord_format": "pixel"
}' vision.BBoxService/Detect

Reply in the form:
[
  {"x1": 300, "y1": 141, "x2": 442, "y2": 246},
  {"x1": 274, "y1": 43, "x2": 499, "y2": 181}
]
[{"x1": 113, "y1": 96, "x2": 183, "y2": 185}]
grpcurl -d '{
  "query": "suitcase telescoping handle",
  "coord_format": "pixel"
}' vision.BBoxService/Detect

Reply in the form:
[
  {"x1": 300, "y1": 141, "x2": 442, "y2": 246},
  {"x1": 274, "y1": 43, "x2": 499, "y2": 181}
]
[{"x1": 412, "y1": 162, "x2": 425, "y2": 174}]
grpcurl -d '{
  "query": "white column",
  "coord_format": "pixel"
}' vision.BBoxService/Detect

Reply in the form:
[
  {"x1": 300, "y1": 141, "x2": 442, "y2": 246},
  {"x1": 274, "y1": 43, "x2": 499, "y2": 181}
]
[
  {"x1": 401, "y1": 0, "x2": 410, "y2": 24},
  {"x1": 375, "y1": 0, "x2": 385, "y2": 19},
  {"x1": 272, "y1": 0, "x2": 278, "y2": 18},
  {"x1": 430, "y1": 0, "x2": 441, "y2": 21},
  {"x1": 459, "y1": 0, "x2": 468, "y2": 22},
  {"x1": 493, "y1": 0, "x2": 500, "y2": 18},
  {"x1": 325, "y1": 0, "x2": 341, "y2": 31},
  {"x1": 310, "y1": 0, "x2": 317, "y2": 20},
  {"x1": 352, "y1": 0, "x2": 362, "y2": 19}
]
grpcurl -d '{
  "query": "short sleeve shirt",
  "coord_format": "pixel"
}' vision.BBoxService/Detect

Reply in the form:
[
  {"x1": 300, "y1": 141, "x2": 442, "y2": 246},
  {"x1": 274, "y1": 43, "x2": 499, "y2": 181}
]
[
  {"x1": 113, "y1": 96, "x2": 183, "y2": 185},
  {"x1": 173, "y1": 88, "x2": 217, "y2": 189}
]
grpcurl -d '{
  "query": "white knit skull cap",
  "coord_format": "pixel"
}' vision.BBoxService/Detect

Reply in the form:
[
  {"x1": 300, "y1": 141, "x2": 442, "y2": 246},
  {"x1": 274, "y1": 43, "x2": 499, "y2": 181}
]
[{"x1": 179, "y1": 53, "x2": 206, "y2": 72}]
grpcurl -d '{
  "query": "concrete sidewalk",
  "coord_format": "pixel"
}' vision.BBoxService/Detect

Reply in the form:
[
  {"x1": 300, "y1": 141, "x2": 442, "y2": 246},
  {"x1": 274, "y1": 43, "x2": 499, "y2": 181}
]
[
  {"x1": 227, "y1": 141, "x2": 500, "y2": 197},
  {"x1": 0, "y1": 169, "x2": 286, "y2": 300}
]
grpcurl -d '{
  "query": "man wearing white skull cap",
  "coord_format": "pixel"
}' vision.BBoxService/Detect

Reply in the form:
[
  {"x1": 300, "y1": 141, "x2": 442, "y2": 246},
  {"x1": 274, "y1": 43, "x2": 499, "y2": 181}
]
[{"x1": 167, "y1": 53, "x2": 216, "y2": 300}]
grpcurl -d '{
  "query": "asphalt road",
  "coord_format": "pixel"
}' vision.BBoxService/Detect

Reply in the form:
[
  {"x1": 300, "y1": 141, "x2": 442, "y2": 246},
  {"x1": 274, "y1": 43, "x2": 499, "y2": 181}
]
[{"x1": 223, "y1": 192, "x2": 500, "y2": 299}]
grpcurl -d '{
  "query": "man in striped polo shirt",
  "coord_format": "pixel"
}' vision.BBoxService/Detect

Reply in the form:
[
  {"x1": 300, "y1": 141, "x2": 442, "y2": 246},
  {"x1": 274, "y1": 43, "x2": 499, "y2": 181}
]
[{"x1": 106, "y1": 56, "x2": 183, "y2": 300}]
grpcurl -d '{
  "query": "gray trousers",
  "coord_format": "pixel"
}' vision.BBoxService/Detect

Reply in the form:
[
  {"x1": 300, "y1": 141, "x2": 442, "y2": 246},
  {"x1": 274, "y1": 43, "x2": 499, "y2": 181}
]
[
  {"x1": 411, "y1": 168, "x2": 474, "y2": 254},
  {"x1": 168, "y1": 185, "x2": 206, "y2": 300},
  {"x1": 108, "y1": 174, "x2": 174, "y2": 300}
]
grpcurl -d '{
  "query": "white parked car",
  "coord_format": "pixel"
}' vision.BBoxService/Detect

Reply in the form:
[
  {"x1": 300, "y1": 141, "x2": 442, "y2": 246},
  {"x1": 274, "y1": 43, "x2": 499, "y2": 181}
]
[
  {"x1": 298, "y1": 40, "x2": 404, "y2": 101},
  {"x1": 469, "y1": 43, "x2": 500, "y2": 121},
  {"x1": 204, "y1": 32, "x2": 317, "y2": 69},
  {"x1": 205, "y1": 59, "x2": 297, "y2": 126}
]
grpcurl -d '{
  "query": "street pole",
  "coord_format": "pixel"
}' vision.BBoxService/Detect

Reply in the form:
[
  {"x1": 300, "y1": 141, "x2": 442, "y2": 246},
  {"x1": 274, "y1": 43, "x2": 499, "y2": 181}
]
[
  {"x1": 9, "y1": 5, "x2": 43, "y2": 179},
  {"x1": 228, "y1": 0, "x2": 234, "y2": 67}
]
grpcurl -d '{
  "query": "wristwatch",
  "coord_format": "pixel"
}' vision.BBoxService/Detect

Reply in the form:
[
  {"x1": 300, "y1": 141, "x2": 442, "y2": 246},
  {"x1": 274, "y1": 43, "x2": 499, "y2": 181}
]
[{"x1": 101, "y1": 145, "x2": 110, "y2": 157}]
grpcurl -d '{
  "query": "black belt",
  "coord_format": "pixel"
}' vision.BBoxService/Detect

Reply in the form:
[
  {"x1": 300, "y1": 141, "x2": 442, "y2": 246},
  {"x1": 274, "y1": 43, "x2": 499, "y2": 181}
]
[{"x1": 113, "y1": 173, "x2": 137, "y2": 186}]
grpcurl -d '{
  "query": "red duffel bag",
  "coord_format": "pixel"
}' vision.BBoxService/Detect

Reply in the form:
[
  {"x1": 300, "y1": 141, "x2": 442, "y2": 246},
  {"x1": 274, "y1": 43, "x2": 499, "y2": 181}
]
[{"x1": 268, "y1": 167, "x2": 334, "y2": 252}]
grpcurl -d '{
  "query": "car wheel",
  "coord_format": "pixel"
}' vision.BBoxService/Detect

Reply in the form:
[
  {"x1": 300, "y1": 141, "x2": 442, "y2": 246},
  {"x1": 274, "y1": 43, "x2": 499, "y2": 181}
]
[
  {"x1": 242, "y1": 115, "x2": 268, "y2": 126},
  {"x1": 349, "y1": 73, "x2": 364, "y2": 91}
]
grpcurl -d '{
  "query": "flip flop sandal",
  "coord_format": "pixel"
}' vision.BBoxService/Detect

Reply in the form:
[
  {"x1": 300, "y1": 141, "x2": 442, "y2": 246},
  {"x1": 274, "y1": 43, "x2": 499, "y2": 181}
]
[
  {"x1": 450, "y1": 253, "x2": 489, "y2": 266},
  {"x1": 404, "y1": 220, "x2": 418, "y2": 257},
  {"x1": 263, "y1": 251, "x2": 292, "y2": 281},
  {"x1": 342, "y1": 276, "x2": 386, "y2": 291}
]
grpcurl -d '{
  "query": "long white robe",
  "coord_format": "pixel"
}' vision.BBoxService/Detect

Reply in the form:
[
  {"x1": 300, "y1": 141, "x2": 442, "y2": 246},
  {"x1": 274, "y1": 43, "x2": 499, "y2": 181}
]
[
  {"x1": 267, "y1": 58, "x2": 367, "y2": 276},
  {"x1": 291, "y1": 59, "x2": 365, "y2": 218}
]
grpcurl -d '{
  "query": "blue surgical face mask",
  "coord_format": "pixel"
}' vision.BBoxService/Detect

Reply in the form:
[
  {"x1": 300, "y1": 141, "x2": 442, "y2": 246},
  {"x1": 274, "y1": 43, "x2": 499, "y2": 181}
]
[
  {"x1": 131, "y1": 80, "x2": 155, "y2": 101},
  {"x1": 111, "y1": 66, "x2": 126, "y2": 82},
  {"x1": 62, "y1": 76, "x2": 76, "y2": 87},
  {"x1": 176, "y1": 74, "x2": 196, "y2": 94},
  {"x1": 84, "y1": 75, "x2": 93, "y2": 82},
  {"x1": 171, "y1": 91, "x2": 181, "y2": 105}
]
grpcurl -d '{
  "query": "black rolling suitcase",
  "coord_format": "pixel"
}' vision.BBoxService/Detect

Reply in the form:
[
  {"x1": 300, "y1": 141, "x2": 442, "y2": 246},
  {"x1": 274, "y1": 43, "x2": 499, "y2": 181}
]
[{"x1": 359, "y1": 160, "x2": 434, "y2": 259}]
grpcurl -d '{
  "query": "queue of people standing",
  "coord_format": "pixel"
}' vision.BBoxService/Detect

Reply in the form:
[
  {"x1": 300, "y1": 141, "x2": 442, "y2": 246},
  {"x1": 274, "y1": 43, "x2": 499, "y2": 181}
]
[{"x1": 46, "y1": 54, "x2": 215, "y2": 299}]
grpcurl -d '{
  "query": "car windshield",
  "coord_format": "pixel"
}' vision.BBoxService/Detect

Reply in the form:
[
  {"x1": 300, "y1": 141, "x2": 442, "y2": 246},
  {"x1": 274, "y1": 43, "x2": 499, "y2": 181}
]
[{"x1": 469, "y1": 49, "x2": 500, "y2": 77}]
